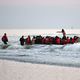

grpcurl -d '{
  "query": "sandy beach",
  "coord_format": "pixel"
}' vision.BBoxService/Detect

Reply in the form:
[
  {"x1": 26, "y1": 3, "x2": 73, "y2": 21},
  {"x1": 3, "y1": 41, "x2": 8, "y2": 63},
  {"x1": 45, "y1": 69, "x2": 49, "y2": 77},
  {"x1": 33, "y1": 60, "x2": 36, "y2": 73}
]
[{"x1": 0, "y1": 60, "x2": 80, "y2": 80}]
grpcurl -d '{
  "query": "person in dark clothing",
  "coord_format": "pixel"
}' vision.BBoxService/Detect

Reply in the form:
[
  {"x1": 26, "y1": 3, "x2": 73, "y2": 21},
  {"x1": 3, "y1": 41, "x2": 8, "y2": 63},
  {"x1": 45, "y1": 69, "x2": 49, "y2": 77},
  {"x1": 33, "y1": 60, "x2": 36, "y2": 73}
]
[
  {"x1": 57, "y1": 29, "x2": 66, "y2": 38},
  {"x1": 61, "y1": 29, "x2": 66, "y2": 37},
  {"x1": 2, "y1": 33, "x2": 8, "y2": 44},
  {"x1": 20, "y1": 36, "x2": 25, "y2": 46}
]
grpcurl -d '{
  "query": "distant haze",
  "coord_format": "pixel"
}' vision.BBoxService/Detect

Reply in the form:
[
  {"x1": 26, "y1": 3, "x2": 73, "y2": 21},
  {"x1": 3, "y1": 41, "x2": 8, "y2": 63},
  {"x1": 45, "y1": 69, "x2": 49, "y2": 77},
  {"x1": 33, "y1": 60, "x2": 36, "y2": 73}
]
[
  {"x1": 0, "y1": 0, "x2": 80, "y2": 29},
  {"x1": 0, "y1": 29, "x2": 80, "y2": 36}
]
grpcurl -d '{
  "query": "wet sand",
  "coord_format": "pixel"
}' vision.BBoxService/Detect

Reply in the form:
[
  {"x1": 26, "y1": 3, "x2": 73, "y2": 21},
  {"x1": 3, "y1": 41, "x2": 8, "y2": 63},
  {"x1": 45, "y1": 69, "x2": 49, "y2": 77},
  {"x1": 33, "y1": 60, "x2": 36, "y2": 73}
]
[{"x1": 0, "y1": 60, "x2": 80, "y2": 80}]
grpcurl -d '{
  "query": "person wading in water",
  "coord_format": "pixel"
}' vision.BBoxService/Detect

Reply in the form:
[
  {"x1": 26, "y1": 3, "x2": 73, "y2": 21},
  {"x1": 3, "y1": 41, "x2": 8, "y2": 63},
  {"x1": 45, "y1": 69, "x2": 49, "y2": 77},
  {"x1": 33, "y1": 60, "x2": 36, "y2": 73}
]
[
  {"x1": 1, "y1": 33, "x2": 8, "y2": 44},
  {"x1": 19, "y1": 36, "x2": 25, "y2": 46}
]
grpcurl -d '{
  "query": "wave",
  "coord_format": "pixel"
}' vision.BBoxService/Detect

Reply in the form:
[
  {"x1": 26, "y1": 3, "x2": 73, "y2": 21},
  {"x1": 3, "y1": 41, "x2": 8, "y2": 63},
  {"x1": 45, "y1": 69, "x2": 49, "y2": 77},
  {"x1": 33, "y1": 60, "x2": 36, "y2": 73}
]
[
  {"x1": 63, "y1": 43, "x2": 80, "y2": 51},
  {"x1": 0, "y1": 39, "x2": 80, "y2": 67},
  {"x1": 0, "y1": 42, "x2": 80, "y2": 50}
]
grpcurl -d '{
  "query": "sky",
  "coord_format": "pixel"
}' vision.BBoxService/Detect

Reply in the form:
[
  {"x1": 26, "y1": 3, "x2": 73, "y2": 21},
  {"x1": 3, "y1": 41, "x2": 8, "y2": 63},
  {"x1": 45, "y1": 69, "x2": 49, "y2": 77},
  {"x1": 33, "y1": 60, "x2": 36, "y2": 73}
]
[{"x1": 0, "y1": 0, "x2": 80, "y2": 29}]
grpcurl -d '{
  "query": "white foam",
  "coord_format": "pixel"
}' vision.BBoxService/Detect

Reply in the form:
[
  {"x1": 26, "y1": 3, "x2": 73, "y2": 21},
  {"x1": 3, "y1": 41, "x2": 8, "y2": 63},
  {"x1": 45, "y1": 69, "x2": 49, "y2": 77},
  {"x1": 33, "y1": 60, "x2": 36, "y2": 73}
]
[{"x1": 0, "y1": 36, "x2": 80, "y2": 67}]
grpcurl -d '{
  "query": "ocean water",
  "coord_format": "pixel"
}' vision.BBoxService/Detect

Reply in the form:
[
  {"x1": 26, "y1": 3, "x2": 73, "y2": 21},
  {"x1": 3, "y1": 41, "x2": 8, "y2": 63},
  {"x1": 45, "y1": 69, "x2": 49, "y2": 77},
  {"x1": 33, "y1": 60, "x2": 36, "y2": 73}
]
[{"x1": 0, "y1": 35, "x2": 80, "y2": 68}]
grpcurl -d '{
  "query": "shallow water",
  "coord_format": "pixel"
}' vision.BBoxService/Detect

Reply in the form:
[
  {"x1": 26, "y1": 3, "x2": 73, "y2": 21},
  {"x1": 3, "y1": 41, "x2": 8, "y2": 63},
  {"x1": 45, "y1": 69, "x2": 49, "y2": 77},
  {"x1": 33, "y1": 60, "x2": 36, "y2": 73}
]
[{"x1": 0, "y1": 36, "x2": 80, "y2": 67}]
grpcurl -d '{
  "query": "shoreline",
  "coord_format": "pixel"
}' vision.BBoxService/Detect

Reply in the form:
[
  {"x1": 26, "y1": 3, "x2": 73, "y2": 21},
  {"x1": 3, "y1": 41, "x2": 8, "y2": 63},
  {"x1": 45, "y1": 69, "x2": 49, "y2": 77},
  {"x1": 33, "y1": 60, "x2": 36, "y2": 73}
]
[
  {"x1": 0, "y1": 58, "x2": 80, "y2": 68},
  {"x1": 0, "y1": 59, "x2": 80, "y2": 80}
]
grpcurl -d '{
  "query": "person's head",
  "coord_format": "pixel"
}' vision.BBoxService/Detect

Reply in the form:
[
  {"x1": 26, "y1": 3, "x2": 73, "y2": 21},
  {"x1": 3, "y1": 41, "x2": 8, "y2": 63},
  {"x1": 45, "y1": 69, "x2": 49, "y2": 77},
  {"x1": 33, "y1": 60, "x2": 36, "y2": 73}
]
[
  {"x1": 67, "y1": 37, "x2": 69, "y2": 39},
  {"x1": 22, "y1": 36, "x2": 24, "y2": 38},
  {"x1": 33, "y1": 36, "x2": 35, "y2": 39},
  {"x1": 28, "y1": 35, "x2": 31, "y2": 39},
  {"x1": 4, "y1": 33, "x2": 6, "y2": 36},
  {"x1": 62, "y1": 29, "x2": 64, "y2": 32}
]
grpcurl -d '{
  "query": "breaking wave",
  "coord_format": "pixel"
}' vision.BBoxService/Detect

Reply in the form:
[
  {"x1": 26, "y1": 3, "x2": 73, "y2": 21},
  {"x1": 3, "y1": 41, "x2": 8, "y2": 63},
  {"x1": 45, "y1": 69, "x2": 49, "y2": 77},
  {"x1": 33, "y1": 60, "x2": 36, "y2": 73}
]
[{"x1": 0, "y1": 36, "x2": 80, "y2": 67}]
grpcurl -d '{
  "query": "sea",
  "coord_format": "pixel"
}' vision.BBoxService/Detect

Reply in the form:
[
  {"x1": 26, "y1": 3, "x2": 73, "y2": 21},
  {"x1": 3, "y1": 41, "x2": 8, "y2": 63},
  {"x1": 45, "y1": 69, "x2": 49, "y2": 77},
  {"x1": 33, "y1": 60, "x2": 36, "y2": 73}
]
[{"x1": 0, "y1": 29, "x2": 80, "y2": 67}]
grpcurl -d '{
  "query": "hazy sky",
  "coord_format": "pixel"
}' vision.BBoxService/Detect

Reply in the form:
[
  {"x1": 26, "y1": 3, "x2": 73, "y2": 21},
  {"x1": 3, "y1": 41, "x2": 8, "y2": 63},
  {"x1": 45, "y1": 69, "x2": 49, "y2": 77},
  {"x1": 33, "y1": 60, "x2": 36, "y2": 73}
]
[{"x1": 0, "y1": 0, "x2": 80, "y2": 29}]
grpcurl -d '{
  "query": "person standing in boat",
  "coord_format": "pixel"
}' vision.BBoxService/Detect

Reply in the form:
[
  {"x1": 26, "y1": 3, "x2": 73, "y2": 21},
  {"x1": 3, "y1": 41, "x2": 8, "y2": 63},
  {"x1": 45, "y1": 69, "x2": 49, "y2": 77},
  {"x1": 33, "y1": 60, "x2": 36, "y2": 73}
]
[
  {"x1": 1, "y1": 33, "x2": 8, "y2": 44},
  {"x1": 57, "y1": 29, "x2": 66, "y2": 39},
  {"x1": 61, "y1": 29, "x2": 66, "y2": 37},
  {"x1": 19, "y1": 36, "x2": 25, "y2": 46},
  {"x1": 57, "y1": 29, "x2": 67, "y2": 44},
  {"x1": 61, "y1": 29, "x2": 67, "y2": 42}
]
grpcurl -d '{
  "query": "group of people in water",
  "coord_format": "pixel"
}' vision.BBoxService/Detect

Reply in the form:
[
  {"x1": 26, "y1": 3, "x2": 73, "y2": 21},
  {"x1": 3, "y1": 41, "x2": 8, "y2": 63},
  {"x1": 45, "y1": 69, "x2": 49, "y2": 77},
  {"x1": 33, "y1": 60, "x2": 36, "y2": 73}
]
[
  {"x1": 19, "y1": 29, "x2": 79, "y2": 45},
  {"x1": 1, "y1": 29, "x2": 79, "y2": 46}
]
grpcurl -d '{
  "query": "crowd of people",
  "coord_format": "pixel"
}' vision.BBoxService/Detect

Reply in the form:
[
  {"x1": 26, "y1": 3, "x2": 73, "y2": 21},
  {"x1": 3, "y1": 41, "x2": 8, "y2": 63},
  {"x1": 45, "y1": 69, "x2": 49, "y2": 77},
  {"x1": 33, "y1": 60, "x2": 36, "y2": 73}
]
[
  {"x1": 1, "y1": 29, "x2": 79, "y2": 46},
  {"x1": 19, "y1": 29, "x2": 79, "y2": 45},
  {"x1": 19, "y1": 34, "x2": 79, "y2": 46}
]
